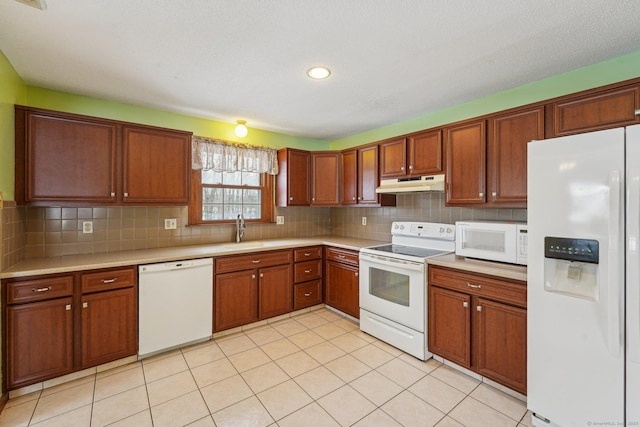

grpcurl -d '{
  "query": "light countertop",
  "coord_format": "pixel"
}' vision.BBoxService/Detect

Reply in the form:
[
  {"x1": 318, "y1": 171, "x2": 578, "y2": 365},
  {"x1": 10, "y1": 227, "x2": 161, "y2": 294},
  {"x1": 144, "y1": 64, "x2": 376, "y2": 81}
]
[
  {"x1": 0, "y1": 236, "x2": 384, "y2": 279},
  {"x1": 427, "y1": 253, "x2": 527, "y2": 282}
]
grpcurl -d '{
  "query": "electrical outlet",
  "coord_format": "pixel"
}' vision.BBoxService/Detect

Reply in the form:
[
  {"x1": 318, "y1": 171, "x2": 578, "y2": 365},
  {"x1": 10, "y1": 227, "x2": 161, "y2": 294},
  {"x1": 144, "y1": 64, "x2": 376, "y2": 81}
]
[
  {"x1": 164, "y1": 218, "x2": 177, "y2": 229},
  {"x1": 82, "y1": 221, "x2": 93, "y2": 234},
  {"x1": 276, "y1": 216, "x2": 285, "y2": 225},
  {"x1": 361, "y1": 216, "x2": 367, "y2": 226}
]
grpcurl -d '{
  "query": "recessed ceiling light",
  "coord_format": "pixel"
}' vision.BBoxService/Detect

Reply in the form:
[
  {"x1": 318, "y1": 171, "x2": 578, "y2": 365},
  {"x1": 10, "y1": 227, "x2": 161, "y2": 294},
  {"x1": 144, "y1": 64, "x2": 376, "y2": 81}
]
[{"x1": 306, "y1": 66, "x2": 331, "y2": 80}]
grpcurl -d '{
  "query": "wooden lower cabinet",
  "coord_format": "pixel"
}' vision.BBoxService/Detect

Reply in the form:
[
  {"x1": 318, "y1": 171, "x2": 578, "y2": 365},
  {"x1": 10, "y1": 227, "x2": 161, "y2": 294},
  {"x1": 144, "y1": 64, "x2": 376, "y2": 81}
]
[
  {"x1": 215, "y1": 270, "x2": 259, "y2": 331},
  {"x1": 324, "y1": 254, "x2": 359, "y2": 318},
  {"x1": 258, "y1": 264, "x2": 293, "y2": 319},
  {"x1": 428, "y1": 265, "x2": 527, "y2": 395}
]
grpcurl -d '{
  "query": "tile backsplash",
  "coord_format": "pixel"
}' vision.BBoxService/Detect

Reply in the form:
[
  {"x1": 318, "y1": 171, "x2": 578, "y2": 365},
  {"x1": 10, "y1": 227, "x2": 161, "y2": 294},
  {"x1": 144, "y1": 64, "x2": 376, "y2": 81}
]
[{"x1": 2, "y1": 192, "x2": 526, "y2": 268}]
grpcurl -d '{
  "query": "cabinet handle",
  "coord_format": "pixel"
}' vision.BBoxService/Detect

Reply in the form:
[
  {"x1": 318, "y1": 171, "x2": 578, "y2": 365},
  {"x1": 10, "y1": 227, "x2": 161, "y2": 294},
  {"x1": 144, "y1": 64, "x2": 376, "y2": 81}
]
[
  {"x1": 82, "y1": 302, "x2": 88, "y2": 309},
  {"x1": 477, "y1": 305, "x2": 483, "y2": 312},
  {"x1": 358, "y1": 197, "x2": 362, "y2": 200},
  {"x1": 65, "y1": 304, "x2": 71, "y2": 311},
  {"x1": 304, "y1": 292, "x2": 313, "y2": 297},
  {"x1": 479, "y1": 192, "x2": 484, "y2": 197},
  {"x1": 110, "y1": 192, "x2": 116, "y2": 197},
  {"x1": 492, "y1": 192, "x2": 497, "y2": 197},
  {"x1": 312, "y1": 198, "x2": 315, "y2": 201},
  {"x1": 467, "y1": 282, "x2": 482, "y2": 289},
  {"x1": 355, "y1": 272, "x2": 359, "y2": 277},
  {"x1": 32, "y1": 286, "x2": 52, "y2": 293},
  {"x1": 635, "y1": 109, "x2": 640, "y2": 116},
  {"x1": 400, "y1": 166, "x2": 405, "y2": 171},
  {"x1": 252, "y1": 274, "x2": 256, "y2": 279},
  {"x1": 101, "y1": 278, "x2": 117, "y2": 284},
  {"x1": 338, "y1": 255, "x2": 346, "y2": 259},
  {"x1": 304, "y1": 269, "x2": 312, "y2": 273},
  {"x1": 352, "y1": 197, "x2": 356, "y2": 201},
  {"x1": 252, "y1": 260, "x2": 261, "y2": 264},
  {"x1": 463, "y1": 301, "x2": 469, "y2": 308},
  {"x1": 304, "y1": 253, "x2": 311, "y2": 256},
  {"x1": 124, "y1": 192, "x2": 129, "y2": 197},
  {"x1": 289, "y1": 196, "x2": 293, "y2": 201},
  {"x1": 260, "y1": 273, "x2": 264, "y2": 278}
]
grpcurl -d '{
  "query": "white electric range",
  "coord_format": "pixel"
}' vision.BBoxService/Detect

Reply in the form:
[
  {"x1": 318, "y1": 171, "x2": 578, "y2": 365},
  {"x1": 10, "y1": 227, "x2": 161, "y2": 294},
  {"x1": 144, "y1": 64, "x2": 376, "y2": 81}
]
[{"x1": 359, "y1": 221, "x2": 455, "y2": 360}]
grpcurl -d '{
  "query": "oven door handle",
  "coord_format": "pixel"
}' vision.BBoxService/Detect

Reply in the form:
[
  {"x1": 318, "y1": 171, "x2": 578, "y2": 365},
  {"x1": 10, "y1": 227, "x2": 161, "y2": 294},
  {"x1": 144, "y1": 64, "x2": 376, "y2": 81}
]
[{"x1": 360, "y1": 254, "x2": 425, "y2": 272}]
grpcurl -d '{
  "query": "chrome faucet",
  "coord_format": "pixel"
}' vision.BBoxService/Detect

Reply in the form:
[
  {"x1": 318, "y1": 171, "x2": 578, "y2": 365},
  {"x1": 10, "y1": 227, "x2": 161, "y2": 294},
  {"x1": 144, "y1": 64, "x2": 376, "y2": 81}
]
[{"x1": 236, "y1": 213, "x2": 246, "y2": 243}]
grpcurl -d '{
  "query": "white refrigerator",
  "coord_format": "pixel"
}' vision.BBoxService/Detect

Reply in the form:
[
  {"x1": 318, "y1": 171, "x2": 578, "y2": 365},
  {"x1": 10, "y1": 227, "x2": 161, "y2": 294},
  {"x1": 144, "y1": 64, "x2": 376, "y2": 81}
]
[{"x1": 527, "y1": 125, "x2": 640, "y2": 427}]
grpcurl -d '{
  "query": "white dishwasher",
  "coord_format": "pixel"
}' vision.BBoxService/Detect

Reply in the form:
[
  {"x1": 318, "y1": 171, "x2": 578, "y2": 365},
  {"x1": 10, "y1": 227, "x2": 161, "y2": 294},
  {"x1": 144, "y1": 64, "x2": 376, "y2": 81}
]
[{"x1": 138, "y1": 258, "x2": 213, "y2": 358}]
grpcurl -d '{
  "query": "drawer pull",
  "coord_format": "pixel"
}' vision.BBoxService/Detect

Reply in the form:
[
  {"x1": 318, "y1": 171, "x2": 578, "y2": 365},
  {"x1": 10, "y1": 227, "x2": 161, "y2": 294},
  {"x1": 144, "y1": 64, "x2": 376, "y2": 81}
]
[
  {"x1": 82, "y1": 302, "x2": 88, "y2": 309},
  {"x1": 65, "y1": 304, "x2": 71, "y2": 311},
  {"x1": 101, "y1": 278, "x2": 117, "y2": 284},
  {"x1": 463, "y1": 302, "x2": 469, "y2": 308},
  {"x1": 304, "y1": 269, "x2": 312, "y2": 273},
  {"x1": 477, "y1": 305, "x2": 483, "y2": 312},
  {"x1": 304, "y1": 292, "x2": 313, "y2": 297},
  {"x1": 252, "y1": 260, "x2": 261, "y2": 264},
  {"x1": 252, "y1": 274, "x2": 256, "y2": 279},
  {"x1": 337, "y1": 255, "x2": 346, "y2": 259},
  {"x1": 32, "y1": 286, "x2": 52, "y2": 293},
  {"x1": 304, "y1": 253, "x2": 311, "y2": 256},
  {"x1": 355, "y1": 272, "x2": 359, "y2": 277},
  {"x1": 260, "y1": 273, "x2": 264, "y2": 278},
  {"x1": 467, "y1": 282, "x2": 482, "y2": 289}
]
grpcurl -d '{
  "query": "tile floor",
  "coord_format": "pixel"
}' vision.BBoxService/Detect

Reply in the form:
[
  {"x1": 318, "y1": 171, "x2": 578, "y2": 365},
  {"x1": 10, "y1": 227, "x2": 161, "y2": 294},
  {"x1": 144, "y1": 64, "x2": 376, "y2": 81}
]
[{"x1": 0, "y1": 308, "x2": 534, "y2": 427}]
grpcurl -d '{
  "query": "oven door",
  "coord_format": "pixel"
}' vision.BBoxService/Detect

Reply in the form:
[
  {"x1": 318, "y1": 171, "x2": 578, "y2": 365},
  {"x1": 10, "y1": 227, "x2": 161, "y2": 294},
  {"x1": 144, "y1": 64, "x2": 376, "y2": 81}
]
[{"x1": 359, "y1": 252, "x2": 425, "y2": 331}]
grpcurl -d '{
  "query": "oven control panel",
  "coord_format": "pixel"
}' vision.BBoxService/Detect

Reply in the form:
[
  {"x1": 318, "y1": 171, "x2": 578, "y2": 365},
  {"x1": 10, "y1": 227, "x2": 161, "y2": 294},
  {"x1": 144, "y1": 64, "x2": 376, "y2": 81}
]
[{"x1": 392, "y1": 222, "x2": 455, "y2": 240}]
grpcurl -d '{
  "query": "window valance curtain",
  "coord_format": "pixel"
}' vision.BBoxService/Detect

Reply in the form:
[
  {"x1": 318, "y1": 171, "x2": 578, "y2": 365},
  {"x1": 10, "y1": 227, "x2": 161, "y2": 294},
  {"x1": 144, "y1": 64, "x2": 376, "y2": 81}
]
[{"x1": 191, "y1": 135, "x2": 279, "y2": 175}]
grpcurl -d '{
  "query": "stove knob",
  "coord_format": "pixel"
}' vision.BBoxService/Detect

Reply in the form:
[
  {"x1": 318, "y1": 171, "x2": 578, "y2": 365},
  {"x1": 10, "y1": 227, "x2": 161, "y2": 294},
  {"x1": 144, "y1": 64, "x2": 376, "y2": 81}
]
[
  {"x1": 394, "y1": 224, "x2": 399, "y2": 229},
  {"x1": 446, "y1": 227, "x2": 452, "y2": 234},
  {"x1": 400, "y1": 225, "x2": 405, "y2": 230},
  {"x1": 439, "y1": 227, "x2": 444, "y2": 233}
]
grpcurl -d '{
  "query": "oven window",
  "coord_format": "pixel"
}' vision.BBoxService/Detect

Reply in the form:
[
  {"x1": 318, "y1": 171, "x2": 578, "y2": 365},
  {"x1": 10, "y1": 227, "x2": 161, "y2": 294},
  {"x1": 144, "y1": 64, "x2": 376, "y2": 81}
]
[{"x1": 369, "y1": 267, "x2": 409, "y2": 306}]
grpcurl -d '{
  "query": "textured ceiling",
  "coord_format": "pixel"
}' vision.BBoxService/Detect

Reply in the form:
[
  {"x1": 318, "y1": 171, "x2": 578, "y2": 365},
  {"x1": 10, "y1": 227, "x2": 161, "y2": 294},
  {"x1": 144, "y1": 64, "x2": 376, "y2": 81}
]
[{"x1": 1, "y1": 0, "x2": 639, "y2": 140}]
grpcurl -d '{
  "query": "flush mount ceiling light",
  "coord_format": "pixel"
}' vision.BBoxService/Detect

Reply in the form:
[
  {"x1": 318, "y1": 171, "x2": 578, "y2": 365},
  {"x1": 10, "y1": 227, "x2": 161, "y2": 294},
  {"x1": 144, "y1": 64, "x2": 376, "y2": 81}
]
[
  {"x1": 306, "y1": 66, "x2": 331, "y2": 80},
  {"x1": 13, "y1": 0, "x2": 47, "y2": 10},
  {"x1": 234, "y1": 120, "x2": 248, "y2": 138}
]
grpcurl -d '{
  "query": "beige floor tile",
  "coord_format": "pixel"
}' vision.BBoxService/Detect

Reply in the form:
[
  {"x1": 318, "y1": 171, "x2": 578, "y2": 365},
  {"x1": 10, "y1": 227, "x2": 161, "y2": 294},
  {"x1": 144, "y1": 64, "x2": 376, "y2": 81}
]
[
  {"x1": 408, "y1": 375, "x2": 466, "y2": 413},
  {"x1": 212, "y1": 396, "x2": 274, "y2": 427},
  {"x1": 382, "y1": 390, "x2": 445, "y2": 427},
  {"x1": 241, "y1": 362, "x2": 290, "y2": 394},
  {"x1": 315, "y1": 309, "x2": 343, "y2": 322},
  {"x1": 3, "y1": 390, "x2": 41, "y2": 409},
  {"x1": 294, "y1": 313, "x2": 329, "y2": 329},
  {"x1": 352, "y1": 408, "x2": 403, "y2": 427},
  {"x1": 317, "y1": 385, "x2": 376, "y2": 426},
  {"x1": 108, "y1": 409, "x2": 153, "y2": 427},
  {"x1": 275, "y1": 350, "x2": 321, "y2": 377},
  {"x1": 351, "y1": 343, "x2": 395, "y2": 368},
  {"x1": 91, "y1": 385, "x2": 149, "y2": 426},
  {"x1": 146, "y1": 370, "x2": 198, "y2": 407},
  {"x1": 245, "y1": 326, "x2": 285, "y2": 346},
  {"x1": 325, "y1": 354, "x2": 371, "y2": 383},
  {"x1": 150, "y1": 390, "x2": 209, "y2": 427},
  {"x1": 294, "y1": 366, "x2": 345, "y2": 400},
  {"x1": 30, "y1": 380, "x2": 94, "y2": 425},
  {"x1": 449, "y1": 397, "x2": 518, "y2": 427},
  {"x1": 330, "y1": 332, "x2": 369, "y2": 352},
  {"x1": 277, "y1": 402, "x2": 340, "y2": 427},
  {"x1": 96, "y1": 360, "x2": 141, "y2": 380},
  {"x1": 182, "y1": 341, "x2": 226, "y2": 368},
  {"x1": 431, "y1": 364, "x2": 481, "y2": 394},
  {"x1": 39, "y1": 375, "x2": 95, "y2": 398},
  {"x1": 287, "y1": 330, "x2": 325, "y2": 349},
  {"x1": 260, "y1": 338, "x2": 300, "y2": 360},
  {"x1": 398, "y1": 354, "x2": 441, "y2": 373},
  {"x1": 142, "y1": 352, "x2": 189, "y2": 383},
  {"x1": 332, "y1": 318, "x2": 359, "y2": 331},
  {"x1": 372, "y1": 340, "x2": 405, "y2": 357},
  {"x1": 271, "y1": 319, "x2": 308, "y2": 337},
  {"x1": 228, "y1": 347, "x2": 271, "y2": 372},
  {"x1": 94, "y1": 365, "x2": 145, "y2": 401},
  {"x1": 29, "y1": 404, "x2": 91, "y2": 427},
  {"x1": 0, "y1": 398, "x2": 38, "y2": 427},
  {"x1": 188, "y1": 415, "x2": 216, "y2": 426},
  {"x1": 257, "y1": 380, "x2": 313, "y2": 420},
  {"x1": 376, "y1": 357, "x2": 426, "y2": 388},
  {"x1": 216, "y1": 333, "x2": 257, "y2": 356},
  {"x1": 312, "y1": 323, "x2": 348, "y2": 340},
  {"x1": 519, "y1": 410, "x2": 535, "y2": 427},
  {"x1": 305, "y1": 341, "x2": 346, "y2": 364},
  {"x1": 349, "y1": 329, "x2": 378, "y2": 343},
  {"x1": 42, "y1": 368, "x2": 95, "y2": 391},
  {"x1": 190, "y1": 357, "x2": 238, "y2": 388},
  {"x1": 200, "y1": 374, "x2": 254, "y2": 413},
  {"x1": 350, "y1": 370, "x2": 404, "y2": 406},
  {"x1": 435, "y1": 415, "x2": 465, "y2": 427},
  {"x1": 471, "y1": 383, "x2": 528, "y2": 421}
]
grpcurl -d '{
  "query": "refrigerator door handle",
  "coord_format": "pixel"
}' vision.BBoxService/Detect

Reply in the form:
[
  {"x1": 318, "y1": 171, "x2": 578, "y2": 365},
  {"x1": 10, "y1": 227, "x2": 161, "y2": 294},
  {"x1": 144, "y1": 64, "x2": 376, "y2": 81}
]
[
  {"x1": 628, "y1": 168, "x2": 640, "y2": 363},
  {"x1": 608, "y1": 170, "x2": 623, "y2": 357}
]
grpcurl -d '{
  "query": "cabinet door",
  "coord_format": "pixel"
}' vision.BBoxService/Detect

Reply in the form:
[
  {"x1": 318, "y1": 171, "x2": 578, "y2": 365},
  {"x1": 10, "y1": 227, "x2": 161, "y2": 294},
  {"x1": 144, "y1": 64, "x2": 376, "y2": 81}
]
[
  {"x1": 379, "y1": 137, "x2": 407, "y2": 178},
  {"x1": 476, "y1": 298, "x2": 527, "y2": 394},
  {"x1": 25, "y1": 112, "x2": 118, "y2": 203},
  {"x1": 311, "y1": 152, "x2": 340, "y2": 206},
  {"x1": 428, "y1": 286, "x2": 471, "y2": 368},
  {"x1": 445, "y1": 120, "x2": 486, "y2": 205},
  {"x1": 277, "y1": 149, "x2": 310, "y2": 206},
  {"x1": 341, "y1": 149, "x2": 358, "y2": 205},
  {"x1": 258, "y1": 264, "x2": 293, "y2": 319},
  {"x1": 358, "y1": 145, "x2": 380, "y2": 204},
  {"x1": 408, "y1": 129, "x2": 443, "y2": 175},
  {"x1": 122, "y1": 126, "x2": 191, "y2": 205},
  {"x1": 325, "y1": 261, "x2": 359, "y2": 318},
  {"x1": 550, "y1": 86, "x2": 640, "y2": 137},
  {"x1": 6, "y1": 298, "x2": 74, "y2": 389},
  {"x1": 214, "y1": 270, "x2": 258, "y2": 331},
  {"x1": 81, "y1": 287, "x2": 137, "y2": 367},
  {"x1": 488, "y1": 107, "x2": 544, "y2": 205}
]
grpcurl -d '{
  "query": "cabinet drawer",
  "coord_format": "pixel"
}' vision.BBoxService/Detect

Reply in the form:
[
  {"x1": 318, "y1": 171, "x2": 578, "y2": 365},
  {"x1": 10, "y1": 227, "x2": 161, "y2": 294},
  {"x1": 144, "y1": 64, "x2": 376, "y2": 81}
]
[
  {"x1": 294, "y1": 246, "x2": 323, "y2": 262},
  {"x1": 6, "y1": 276, "x2": 74, "y2": 304},
  {"x1": 428, "y1": 266, "x2": 526, "y2": 307},
  {"x1": 81, "y1": 267, "x2": 136, "y2": 293},
  {"x1": 294, "y1": 260, "x2": 322, "y2": 283},
  {"x1": 216, "y1": 250, "x2": 292, "y2": 274},
  {"x1": 325, "y1": 247, "x2": 359, "y2": 266},
  {"x1": 294, "y1": 280, "x2": 322, "y2": 309}
]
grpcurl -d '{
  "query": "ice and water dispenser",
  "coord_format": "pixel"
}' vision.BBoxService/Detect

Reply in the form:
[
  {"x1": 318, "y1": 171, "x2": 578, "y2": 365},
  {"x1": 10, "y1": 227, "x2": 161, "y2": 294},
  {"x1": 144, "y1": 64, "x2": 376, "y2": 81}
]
[{"x1": 544, "y1": 237, "x2": 599, "y2": 300}]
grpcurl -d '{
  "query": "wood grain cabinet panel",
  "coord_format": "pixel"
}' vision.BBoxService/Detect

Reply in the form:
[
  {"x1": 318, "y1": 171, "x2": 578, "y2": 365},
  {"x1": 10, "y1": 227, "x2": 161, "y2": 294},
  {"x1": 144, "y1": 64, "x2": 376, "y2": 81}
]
[
  {"x1": 444, "y1": 120, "x2": 486, "y2": 205},
  {"x1": 324, "y1": 246, "x2": 359, "y2": 319},
  {"x1": 311, "y1": 152, "x2": 341, "y2": 206},
  {"x1": 379, "y1": 137, "x2": 408, "y2": 178},
  {"x1": 276, "y1": 148, "x2": 310, "y2": 206},
  {"x1": 341, "y1": 149, "x2": 358, "y2": 205},
  {"x1": 428, "y1": 286, "x2": 471, "y2": 368},
  {"x1": 379, "y1": 130, "x2": 443, "y2": 179},
  {"x1": 214, "y1": 270, "x2": 259, "y2": 331},
  {"x1": 258, "y1": 264, "x2": 293, "y2": 319}
]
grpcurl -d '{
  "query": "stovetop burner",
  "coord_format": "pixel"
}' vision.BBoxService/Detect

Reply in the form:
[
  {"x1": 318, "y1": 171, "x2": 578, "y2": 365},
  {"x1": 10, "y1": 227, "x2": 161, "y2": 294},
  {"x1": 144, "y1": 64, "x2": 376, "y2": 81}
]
[{"x1": 368, "y1": 244, "x2": 450, "y2": 259}]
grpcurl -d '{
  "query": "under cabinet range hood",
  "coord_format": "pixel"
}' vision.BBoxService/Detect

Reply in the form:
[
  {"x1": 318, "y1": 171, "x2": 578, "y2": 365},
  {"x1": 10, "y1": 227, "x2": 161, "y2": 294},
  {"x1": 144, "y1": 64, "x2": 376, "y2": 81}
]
[{"x1": 376, "y1": 174, "x2": 445, "y2": 193}]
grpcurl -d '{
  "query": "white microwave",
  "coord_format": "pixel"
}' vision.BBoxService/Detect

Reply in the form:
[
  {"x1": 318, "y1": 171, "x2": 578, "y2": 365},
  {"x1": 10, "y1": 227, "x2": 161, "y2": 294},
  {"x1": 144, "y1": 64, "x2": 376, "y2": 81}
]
[{"x1": 455, "y1": 221, "x2": 528, "y2": 265}]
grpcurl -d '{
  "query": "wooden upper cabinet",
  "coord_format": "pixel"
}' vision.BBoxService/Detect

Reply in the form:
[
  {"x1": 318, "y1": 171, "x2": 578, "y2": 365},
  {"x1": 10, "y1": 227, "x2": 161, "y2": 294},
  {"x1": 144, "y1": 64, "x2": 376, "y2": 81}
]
[
  {"x1": 122, "y1": 126, "x2": 191, "y2": 205},
  {"x1": 379, "y1": 137, "x2": 407, "y2": 178},
  {"x1": 276, "y1": 148, "x2": 310, "y2": 206},
  {"x1": 358, "y1": 145, "x2": 381, "y2": 204},
  {"x1": 549, "y1": 85, "x2": 640, "y2": 137},
  {"x1": 408, "y1": 129, "x2": 443, "y2": 176},
  {"x1": 487, "y1": 107, "x2": 544, "y2": 206},
  {"x1": 444, "y1": 120, "x2": 486, "y2": 205},
  {"x1": 311, "y1": 151, "x2": 341, "y2": 206},
  {"x1": 341, "y1": 149, "x2": 358, "y2": 205}
]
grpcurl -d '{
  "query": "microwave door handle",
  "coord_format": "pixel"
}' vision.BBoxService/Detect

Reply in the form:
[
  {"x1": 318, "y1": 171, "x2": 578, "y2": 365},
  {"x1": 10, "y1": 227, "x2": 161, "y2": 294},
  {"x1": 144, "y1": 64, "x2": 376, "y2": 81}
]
[{"x1": 608, "y1": 169, "x2": 623, "y2": 357}]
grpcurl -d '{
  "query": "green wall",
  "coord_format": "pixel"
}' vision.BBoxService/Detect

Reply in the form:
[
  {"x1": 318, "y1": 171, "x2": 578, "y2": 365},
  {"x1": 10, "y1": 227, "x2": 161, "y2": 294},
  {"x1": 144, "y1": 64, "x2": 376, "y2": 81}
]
[
  {"x1": 0, "y1": 51, "x2": 27, "y2": 201},
  {"x1": 329, "y1": 50, "x2": 640, "y2": 150}
]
